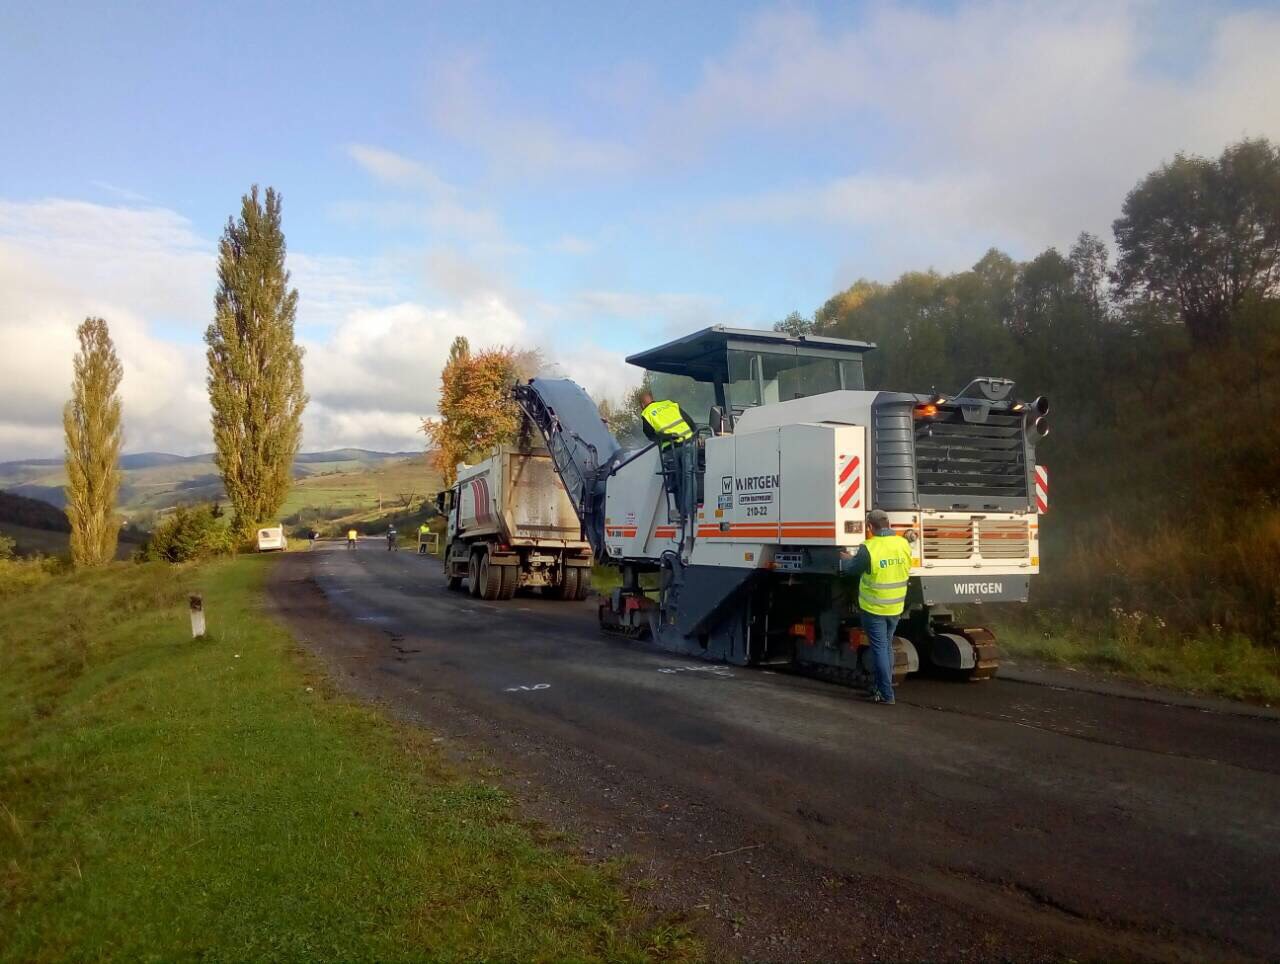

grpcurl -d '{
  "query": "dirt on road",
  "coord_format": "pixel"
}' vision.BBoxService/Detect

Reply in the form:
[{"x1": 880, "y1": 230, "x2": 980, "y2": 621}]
[{"x1": 268, "y1": 545, "x2": 1280, "y2": 961}]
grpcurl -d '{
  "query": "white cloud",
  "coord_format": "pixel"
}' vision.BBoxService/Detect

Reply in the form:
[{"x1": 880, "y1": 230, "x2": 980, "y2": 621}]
[
  {"x1": 677, "y1": 2, "x2": 1280, "y2": 267},
  {"x1": 0, "y1": 204, "x2": 213, "y2": 460},
  {"x1": 347, "y1": 144, "x2": 455, "y2": 196},
  {"x1": 426, "y1": 52, "x2": 633, "y2": 178},
  {"x1": 343, "y1": 143, "x2": 511, "y2": 247},
  {"x1": 554, "y1": 342, "x2": 642, "y2": 404},
  {"x1": 0, "y1": 195, "x2": 659, "y2": 460}
]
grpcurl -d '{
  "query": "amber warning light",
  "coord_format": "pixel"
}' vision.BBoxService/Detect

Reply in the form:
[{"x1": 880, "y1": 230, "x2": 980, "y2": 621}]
[{"x1": 913, "y1": 403, "x2": 938, "y2": 419}]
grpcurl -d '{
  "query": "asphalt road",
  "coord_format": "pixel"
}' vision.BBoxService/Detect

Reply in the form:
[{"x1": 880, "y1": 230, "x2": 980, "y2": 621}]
[{"x1": 269, "y1": 542, "x2": 1280, "y2": 961}]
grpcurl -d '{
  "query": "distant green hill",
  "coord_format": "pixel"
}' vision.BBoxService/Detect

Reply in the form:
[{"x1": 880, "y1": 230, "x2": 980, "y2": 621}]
[{"x1": 0, "y1": 449, "x2": 424, "y2": 517}]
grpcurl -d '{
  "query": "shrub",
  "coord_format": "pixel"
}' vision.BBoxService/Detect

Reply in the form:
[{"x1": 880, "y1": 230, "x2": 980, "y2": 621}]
[
  {"x1": 0, "y1": 556, "x2": 62, "y2": 597},
  {"x1": 142, "y1": 505, "x2": 235, "y2": 563},
  {"x1": 0, "y1": 532, "x2": 15, "y2": 560}
]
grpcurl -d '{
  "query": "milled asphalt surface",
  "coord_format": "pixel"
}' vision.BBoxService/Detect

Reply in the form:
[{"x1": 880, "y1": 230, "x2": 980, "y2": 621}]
[{"x1": 268, "y1": 542, "x2": 1280, "y2": 961}]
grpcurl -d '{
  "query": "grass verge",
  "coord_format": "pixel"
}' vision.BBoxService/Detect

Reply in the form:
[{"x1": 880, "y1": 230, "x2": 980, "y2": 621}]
[
  {"x1": 0, "y1": 556, "x2": 695, "y2": 961},
  {"x1": 992, "y1": 612, "x2": 1280, "y2": 705}
]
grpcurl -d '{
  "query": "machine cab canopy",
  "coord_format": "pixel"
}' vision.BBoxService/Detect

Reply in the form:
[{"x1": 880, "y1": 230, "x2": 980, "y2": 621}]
[{"x1": 625, "y1": 326, "x2": 874, "y2": 422}]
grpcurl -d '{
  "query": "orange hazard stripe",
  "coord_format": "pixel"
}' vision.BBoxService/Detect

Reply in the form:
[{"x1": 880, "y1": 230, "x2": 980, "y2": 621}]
[{"x1": 695, "y1": 523, "x2": 837, "y2": 539}]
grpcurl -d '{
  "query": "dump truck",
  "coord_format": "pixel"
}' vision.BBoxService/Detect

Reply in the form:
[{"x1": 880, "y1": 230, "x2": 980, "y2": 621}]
[
  {"x1": 437, "y1": 443, "x2": 593, "y2": 600},
  {"x1": 514, "y1": 325, "x2": 1050, "y2": 688}
]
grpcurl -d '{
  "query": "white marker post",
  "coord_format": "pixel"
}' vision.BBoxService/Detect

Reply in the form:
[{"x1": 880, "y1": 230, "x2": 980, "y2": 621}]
[{"x1": 189, "y1": 593, "x2": 206, "y2": 639}]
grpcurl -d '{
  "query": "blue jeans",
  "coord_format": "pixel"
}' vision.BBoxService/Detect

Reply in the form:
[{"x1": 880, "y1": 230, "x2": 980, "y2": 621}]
[{"x1": 860, "y1": 611, "x2": 900, "y2": 702}]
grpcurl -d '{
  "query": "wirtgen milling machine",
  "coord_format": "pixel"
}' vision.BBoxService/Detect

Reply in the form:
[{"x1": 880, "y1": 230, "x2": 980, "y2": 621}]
[{"x1": 514, "y1": 326, "x2": 1049, "y2": 687}]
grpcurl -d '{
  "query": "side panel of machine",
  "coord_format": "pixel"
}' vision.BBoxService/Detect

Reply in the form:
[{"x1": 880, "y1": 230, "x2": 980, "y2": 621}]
[
  {"x1": 692, "y1": 424, "x2": 866, "y2": 566},
  {"x1": 602, "y1": 447, "x2": 672, "y2": 559},
  {"x1": 694, "y1": 429, "x2": 771, "y2": 567},
  {"x1": 778, "y1": 424, "x2": 866, "y2": 545}
]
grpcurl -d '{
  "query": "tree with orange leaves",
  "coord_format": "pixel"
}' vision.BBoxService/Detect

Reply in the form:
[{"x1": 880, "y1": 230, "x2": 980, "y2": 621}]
[{"x1": 424, "y1": 337, "x2": 527, "y2": 486}]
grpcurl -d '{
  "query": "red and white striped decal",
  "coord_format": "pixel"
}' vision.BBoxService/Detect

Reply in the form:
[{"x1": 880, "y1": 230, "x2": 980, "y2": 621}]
[
  {"x1": 1034, "y1": 465, "x2": 1049, "y2": 514},
  {"x1": 470, "y1": 477, "x2": 493, "y2": 525},
  {"x1": 837, "y1": 454, "x2": 861, "y2": 509}
]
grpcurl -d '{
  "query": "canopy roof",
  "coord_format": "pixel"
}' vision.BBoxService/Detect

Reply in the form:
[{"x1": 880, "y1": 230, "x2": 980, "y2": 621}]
[{"x1": 625, "y1": 326, "x2": 875, "y2": 382}]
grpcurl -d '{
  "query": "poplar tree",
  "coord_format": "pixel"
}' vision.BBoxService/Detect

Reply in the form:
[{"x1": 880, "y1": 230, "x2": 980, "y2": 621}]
[
  {"x1": 205, "y1": 186, "x2": 307, "y2": 535},
  {"x1": 63, "y1": 317, "x2": 123, "y2": 566}
]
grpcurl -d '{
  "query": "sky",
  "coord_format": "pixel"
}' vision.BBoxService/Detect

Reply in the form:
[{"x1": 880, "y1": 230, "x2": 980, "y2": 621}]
[{"x1": 2, "y1": 0, "x2": 1278, "y2": 460}]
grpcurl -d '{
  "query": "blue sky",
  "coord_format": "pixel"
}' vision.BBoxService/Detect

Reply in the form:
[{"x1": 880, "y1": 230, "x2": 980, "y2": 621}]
[{"x1": 2, "y1": 0, "x2": 1278, "y2": 458}]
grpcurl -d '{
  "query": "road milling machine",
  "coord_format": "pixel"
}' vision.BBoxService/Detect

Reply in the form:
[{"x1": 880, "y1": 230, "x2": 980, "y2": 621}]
[{"x1": 514, "y1": 326, "x2": 1050, "y2": 687}]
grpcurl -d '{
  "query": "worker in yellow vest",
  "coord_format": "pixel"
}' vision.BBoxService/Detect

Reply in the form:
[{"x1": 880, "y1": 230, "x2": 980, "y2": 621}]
[
  {"x1": 841, "y1": 509, "x2": 912, "y2": 704},
  {"x1": 418, "y1": 523, "x2": 430, "y2": 555},
  {"x1": 347, "y1": 528, "x2": 358, "y2": 549},
  {"x1": 638, "y1": 391, "x2": 694, "y2": 449}
]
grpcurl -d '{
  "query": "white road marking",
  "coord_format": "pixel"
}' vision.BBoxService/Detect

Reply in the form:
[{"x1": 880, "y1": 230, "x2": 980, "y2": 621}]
[
  {"x1": 504, "y1": 683, "x2": 551, "y2": 692},
  {"x1": 657, "y1": 665, "x2": 735, "y2": 678}
]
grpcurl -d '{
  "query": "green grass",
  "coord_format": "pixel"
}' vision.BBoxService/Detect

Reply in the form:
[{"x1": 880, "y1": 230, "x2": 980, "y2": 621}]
[
  {"x1": 0, "y1": 557, "x2": 696, "y2": 961},
  {"x1": 280, "y1": 458, "x2": 441, "y2": 525},
  {"x1": 994, "y1": 614, "x2": 1280, "y2": 705}
]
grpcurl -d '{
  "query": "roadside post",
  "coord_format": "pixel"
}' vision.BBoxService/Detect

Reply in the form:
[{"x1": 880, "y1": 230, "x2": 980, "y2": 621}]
[{"x1": 189, "y1": 594, "x2": 206, "y2": 639}]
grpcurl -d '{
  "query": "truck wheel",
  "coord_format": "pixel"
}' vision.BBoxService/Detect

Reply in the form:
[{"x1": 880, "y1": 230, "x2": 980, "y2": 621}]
[
  {"x1": 478, "y1": 552, "x2": 504, "y2": 600},
  {"x1": 497, "y1": 564, "x2": 518, "y2": 600},
  {"x1": 446, "y1": 573, "x2": 463, "y2": 591},
  {"x1": 468, "y1": 553, "x2": 481, "y2": 596},
  {"x1": 574, "y1": 568, "x2": 592, "y2": 600},
  {"x1": 555, "y1": 567, "x2": 581, "y2": 601}
]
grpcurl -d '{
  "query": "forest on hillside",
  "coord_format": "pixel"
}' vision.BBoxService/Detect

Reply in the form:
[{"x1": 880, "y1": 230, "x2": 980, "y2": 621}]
[{"x1": 778, "y1": 138, "x2": 1280, "y2": 648}]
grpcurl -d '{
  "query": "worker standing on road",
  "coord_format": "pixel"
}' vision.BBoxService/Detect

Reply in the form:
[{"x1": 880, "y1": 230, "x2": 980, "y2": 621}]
[
  {"x1": 638, "y1": 390, "x2": 695, "y2": 450},
  {"x1": 347, "y1": 528, "x2": 357, "y2": 549},
  {"x1": 387, "y1": 526, "x2": 398, "y2": 551},
  {"x1": 841, "y1": 509, "x2": 912, "y2": 704},
  {"x1": 418, "y1": 522, "x2": 430, "y2": 555}
]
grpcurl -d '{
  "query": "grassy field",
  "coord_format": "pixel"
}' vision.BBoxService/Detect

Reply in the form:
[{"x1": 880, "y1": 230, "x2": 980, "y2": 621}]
[
  {"x1": 281, "y1": 457, "x2": 441, "y2": 528},
  {"x1": 0, "y1": 557, "x2": 694, "y2": 961},
  {"x1": 992, "y1": 614, "x2": 1280, "y2": 704}
]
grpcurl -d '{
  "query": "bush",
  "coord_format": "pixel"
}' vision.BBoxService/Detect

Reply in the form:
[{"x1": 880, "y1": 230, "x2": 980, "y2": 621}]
[
  {"x1": 0, "y1": 532, "x2": 14, "y2": 560},
  {"x1": 142, "y1": 505, "x2": 235, "y2": 563},
  {"x1": 0, "y1": 556, "x2": 63, "y2": 597}
]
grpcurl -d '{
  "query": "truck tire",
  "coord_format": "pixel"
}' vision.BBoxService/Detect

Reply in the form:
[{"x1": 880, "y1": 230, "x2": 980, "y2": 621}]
[
  {"x1": 468, "y1": 552, "x2": 481, "y2": 596},
  {"x1": 446, "y1": 572, "x2": 463, "y2": 591},
  {"x1": 554, "y1": 566, "x2": 582, "y2": 601},
  {"x1": 574, "y1": 568, "x2": 592, "y2": 600},
  {"x1": 497, "y1": 564, "x2": 518, "y2": 600},
  {"x1": 478, "y1": 552, "x2": 505, "y2": 601}
]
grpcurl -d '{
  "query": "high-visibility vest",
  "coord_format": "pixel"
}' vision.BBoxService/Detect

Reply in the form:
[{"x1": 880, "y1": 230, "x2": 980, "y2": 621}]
[
  {"x1": 641, "y1": 400, "x2": 693, "y2": 446},
  {"x1": 347, "y1": 530, "x2": 357, "y2": 540},
  {"x1": 419, "y1": 525, "x2": 429, "y2": 535},
  {"x1": 859, "y1": 533, "x2": 913, "y2": 616}
]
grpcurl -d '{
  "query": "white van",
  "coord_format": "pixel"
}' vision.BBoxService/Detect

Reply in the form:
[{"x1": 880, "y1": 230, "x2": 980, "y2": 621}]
[{"x1": 256, "y1": 525, "x2": 288, "y2": 552}]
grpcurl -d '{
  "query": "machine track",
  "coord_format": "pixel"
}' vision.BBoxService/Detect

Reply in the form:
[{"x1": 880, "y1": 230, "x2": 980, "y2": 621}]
[{"x1": 961, "y1": 626, "x2": 1000, "y2": 680}]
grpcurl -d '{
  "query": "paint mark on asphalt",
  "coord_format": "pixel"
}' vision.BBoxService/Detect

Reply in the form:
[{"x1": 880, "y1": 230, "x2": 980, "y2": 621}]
[
  {"x1": 505, "y1": 683, "x2": 551, "y2": 692},
  {"x1": 658, "y1": 665, "x2": 735, "y2": 678}
]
